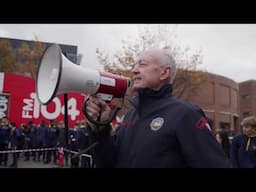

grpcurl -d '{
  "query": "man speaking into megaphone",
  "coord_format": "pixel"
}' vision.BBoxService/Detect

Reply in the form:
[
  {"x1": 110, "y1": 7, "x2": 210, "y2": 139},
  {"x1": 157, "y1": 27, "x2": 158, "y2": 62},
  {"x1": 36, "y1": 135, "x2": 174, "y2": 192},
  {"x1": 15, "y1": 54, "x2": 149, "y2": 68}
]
[
  {"x1": 37, "y1": 44, "x2": 231, "y2": 168},
  {"x1": 84, "y1": 48, "x2": 232, "y2": 168}
]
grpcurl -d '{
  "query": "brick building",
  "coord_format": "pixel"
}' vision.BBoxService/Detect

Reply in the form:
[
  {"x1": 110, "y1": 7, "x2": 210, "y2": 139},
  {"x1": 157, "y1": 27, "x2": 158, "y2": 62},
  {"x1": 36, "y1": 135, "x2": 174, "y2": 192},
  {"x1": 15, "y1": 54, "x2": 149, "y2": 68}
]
[
  {"x1": 188, "y1": 72, "x2": 240, "y2": 133},
  {"x1": 239, "y1": 80, "x2": 256, "y2": 119}
]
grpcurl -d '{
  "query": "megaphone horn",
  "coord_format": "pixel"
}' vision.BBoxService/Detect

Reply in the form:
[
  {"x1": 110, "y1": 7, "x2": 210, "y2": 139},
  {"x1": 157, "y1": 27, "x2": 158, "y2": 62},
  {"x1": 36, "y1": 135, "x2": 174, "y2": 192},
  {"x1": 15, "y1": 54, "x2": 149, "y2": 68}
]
[{"x1": 36, "y1": 44, "x2": 130, "y2": 105}]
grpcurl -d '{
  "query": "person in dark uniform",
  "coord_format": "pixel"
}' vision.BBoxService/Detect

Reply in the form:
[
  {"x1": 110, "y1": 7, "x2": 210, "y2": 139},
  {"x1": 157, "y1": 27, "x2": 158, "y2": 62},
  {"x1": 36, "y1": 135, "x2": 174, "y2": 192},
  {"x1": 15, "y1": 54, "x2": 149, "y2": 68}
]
[
  {"x1": 45, "y1": 120, "x2": 59, "y2": 164},
  {"x1": 57, "y1": 121, "x2": 69, "y2": 166},
  {"x1": 78, "y1": 120, "x2": 90, "y2": 168},
  {"x1": 28, "y1": 121, "x2": 37, "y2": 161},
  {"x1": 84, "y1": 48, "x2": 232, "y2": 168},
  {"x1": 15, "y1": 124, "x2": 24, "y2": 161},
  {"x1": 23, "y1": 122, "x2": 32, "y2": 161},
  {"x1": 0, "y1": 117, "x2": 11, "y2": 166},
  {"x1": 68, "y1": 122, "x2": 80, "y2": 168},
  {"x1": 9, "y1": 122, "x2": 22, "y2": 168},
  {"x1": 36, "y1": 120, "x2": 48, "y2": 162},
  {"x1": 215, "y1": 129, "x2": 231, "y2": 158},
  {"x1": 230, "y1": 116, "x2": 256, "y2": 168},
  {"x1": 19, "y1": 123, "x2": 27, "y2": 160}
]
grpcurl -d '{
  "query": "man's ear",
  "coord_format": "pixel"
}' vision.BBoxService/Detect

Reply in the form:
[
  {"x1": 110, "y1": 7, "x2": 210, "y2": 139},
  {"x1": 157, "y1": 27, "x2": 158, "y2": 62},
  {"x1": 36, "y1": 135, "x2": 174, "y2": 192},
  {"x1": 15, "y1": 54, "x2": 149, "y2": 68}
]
[{"x1": 160, "y1": 67, "x2": 171, "y2": 81}]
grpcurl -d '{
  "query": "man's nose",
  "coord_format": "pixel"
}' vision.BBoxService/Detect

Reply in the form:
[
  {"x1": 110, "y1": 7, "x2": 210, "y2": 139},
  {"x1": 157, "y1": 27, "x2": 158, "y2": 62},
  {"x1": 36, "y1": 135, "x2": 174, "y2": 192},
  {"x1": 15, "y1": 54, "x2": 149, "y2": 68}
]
[{"x1": 131, "y1": 64, "x2": 139, "y2": 73}]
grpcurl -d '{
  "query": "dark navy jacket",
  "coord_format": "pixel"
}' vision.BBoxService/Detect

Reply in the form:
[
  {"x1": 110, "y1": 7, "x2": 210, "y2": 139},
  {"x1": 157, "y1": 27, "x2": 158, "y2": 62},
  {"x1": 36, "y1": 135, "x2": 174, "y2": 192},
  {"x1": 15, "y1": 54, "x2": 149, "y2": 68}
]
[
  {"x1": 22, "y1": 127, "x2": 32, "y2": 148},
  {"x1": 78, "y1": 128, "x2": 90, "y2": 150},
  {"x1": 93, "y1": 84, "x2": 232, "y2": 168},
  {"x1": 46, "y1": 126, "x2": 59, "y2": 147},
  {"x1": 68, "y1": 128, "x2": 81, "y2": 151},
  {"x1": 37, "y1": 124, "x2": 48, "y2": 146},
  {"x1": 230, "y1": 134, "x2": 256, "y2": 168},
  {"x1": 30, "y1": 125, "x2": 38, "y2": 147},
  {"x1": 10, "y1": 128, "x2": 22, "y2": 147},
  {"x1": 0, "y1": 125, "x2": 10, "y2": 146}
]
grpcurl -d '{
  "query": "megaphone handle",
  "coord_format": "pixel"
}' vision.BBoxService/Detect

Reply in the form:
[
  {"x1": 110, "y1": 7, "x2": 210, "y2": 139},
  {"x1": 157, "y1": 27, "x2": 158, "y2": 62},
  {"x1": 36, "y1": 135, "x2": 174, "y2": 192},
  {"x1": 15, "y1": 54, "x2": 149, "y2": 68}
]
[
  {"x1": 82, "y1": 97, "x2": 121, "y2": 127},
  {"x1": 96, "y1": 110, "x2": 102, "y2": 129}
]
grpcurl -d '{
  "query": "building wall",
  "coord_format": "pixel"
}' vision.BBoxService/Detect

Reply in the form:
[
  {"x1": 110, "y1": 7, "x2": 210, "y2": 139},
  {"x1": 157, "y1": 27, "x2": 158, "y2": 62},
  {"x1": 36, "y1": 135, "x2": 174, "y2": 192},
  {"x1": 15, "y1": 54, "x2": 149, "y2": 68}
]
[
  {"x1": 188, "y1": 72, "x2": 239, "y2": 133},
  {"x1": 239, "y1": 80, "x2": 256, "y2": 119}
]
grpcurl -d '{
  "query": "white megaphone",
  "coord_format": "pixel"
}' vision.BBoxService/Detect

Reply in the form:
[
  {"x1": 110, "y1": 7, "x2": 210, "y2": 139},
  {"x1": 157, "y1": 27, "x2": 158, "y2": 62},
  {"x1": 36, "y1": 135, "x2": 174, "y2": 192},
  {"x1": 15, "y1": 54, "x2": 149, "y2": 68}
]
[{"x1": 36, "y1": 44, "x2": 130, "y2": 105}]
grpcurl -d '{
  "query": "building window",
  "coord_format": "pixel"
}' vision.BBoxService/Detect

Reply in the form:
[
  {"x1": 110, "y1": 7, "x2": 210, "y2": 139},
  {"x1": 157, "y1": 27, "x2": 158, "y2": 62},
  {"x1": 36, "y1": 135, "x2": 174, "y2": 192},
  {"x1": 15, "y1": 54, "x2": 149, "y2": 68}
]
[
  {"x1": 242, "y1": 111, "x2": 250, "y2": 117},
  {"x1": 219, "y1": 122, "x2": 230, "y2": 131},
  {"x1": 241, "y1": 94, "x2": 250, "y2": 100},
  {"x1": 65, "y1": 53, "x2": 77, "y2": 64}
]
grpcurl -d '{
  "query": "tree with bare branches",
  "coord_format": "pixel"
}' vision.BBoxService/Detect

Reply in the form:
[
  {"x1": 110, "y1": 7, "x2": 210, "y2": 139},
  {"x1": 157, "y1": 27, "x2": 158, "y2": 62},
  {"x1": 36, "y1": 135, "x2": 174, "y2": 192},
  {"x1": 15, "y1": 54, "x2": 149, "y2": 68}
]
[{"x1": 96, "y1": 25, "x2": 209, "y2": 114}]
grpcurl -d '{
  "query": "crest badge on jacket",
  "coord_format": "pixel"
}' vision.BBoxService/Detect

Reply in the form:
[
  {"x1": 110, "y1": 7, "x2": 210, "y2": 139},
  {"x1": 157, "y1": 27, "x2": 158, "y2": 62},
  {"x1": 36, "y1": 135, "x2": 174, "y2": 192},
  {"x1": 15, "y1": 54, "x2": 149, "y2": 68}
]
[{"x1": 150, "y1": 117, "x2": 164, "y2": 131}]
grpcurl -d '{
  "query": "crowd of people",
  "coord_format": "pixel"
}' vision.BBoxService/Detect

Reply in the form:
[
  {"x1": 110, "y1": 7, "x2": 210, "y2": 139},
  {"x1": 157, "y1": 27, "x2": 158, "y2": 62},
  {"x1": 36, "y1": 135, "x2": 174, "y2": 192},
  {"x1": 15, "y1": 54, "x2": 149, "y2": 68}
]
[
  {"x1": 0, "y1": 117, "x2": 92, "y2": 168},
  {"x1": 1, "y1": 114, "x2": 256, "y2": 168},
  {"x1": 213, "y1": 115, "x2": 256, "y2": 168}
]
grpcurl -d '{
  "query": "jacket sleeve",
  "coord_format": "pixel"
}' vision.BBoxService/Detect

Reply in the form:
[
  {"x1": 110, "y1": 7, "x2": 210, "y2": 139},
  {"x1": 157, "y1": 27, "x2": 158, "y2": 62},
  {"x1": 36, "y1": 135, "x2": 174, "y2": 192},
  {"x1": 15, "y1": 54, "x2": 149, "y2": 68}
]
[
  {"x1": 230, "y1": 136, "x2": 240, "y2": 168},
  {"x1": 89, "y1": 124, "x2": 122, "y2": 168},
  {"x1": 175, "y1": 107, "x2": 232, "y2": 168}
]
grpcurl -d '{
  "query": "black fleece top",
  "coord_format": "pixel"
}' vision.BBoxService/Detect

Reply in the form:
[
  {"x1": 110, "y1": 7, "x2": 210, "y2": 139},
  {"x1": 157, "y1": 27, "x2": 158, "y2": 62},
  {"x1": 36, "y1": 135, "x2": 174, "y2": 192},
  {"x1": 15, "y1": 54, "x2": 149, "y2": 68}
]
[{"x1": 93, "y1": 84, "x2": 232, "y2": 168}]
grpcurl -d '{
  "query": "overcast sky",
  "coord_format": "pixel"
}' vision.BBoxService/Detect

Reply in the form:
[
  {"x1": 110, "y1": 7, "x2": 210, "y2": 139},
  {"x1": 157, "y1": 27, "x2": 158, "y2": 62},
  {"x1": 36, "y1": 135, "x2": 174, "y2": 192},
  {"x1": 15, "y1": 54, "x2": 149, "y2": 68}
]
[{"x1": 0, "y1": 24, "x2": 255, "y2": 83}]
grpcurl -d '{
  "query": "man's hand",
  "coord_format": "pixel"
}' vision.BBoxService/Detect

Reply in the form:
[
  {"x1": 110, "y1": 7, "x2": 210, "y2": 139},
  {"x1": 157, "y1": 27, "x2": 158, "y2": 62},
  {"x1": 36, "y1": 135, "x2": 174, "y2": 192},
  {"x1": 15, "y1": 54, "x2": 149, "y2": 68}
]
[{"x1": 84, "y1": 96, "x2": 112, "y2": 131}]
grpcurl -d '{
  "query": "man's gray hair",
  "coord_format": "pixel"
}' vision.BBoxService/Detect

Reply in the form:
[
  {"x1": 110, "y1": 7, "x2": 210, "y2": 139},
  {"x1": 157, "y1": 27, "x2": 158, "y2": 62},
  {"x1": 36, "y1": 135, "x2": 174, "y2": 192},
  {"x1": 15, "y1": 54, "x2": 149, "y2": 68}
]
[{"x1": 160, "y1": 50, "x2": 177, "y2": 84}]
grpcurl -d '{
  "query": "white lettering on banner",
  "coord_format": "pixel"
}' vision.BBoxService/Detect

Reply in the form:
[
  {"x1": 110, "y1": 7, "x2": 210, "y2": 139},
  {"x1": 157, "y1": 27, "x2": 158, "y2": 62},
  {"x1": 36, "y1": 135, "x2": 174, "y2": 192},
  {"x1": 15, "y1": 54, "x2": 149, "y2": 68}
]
[
  {"x1": 61, "y1": 98, "x2": 80, "y2": 120},
  {"x1": 31, "y1": 93, "x2": 40, "y2": 118},
  {"x1": 21, "y1": 92, "x2": 80, "y2": 120},
  {"x1": 22, "y1": 98, "x2": 33, "y2": 118},
  {"x1": 0, "y1": 95, "x2": 8, "y2": 118},
  {"x1": 41, "y1": 97, "x2": 61, "y2": 119}
]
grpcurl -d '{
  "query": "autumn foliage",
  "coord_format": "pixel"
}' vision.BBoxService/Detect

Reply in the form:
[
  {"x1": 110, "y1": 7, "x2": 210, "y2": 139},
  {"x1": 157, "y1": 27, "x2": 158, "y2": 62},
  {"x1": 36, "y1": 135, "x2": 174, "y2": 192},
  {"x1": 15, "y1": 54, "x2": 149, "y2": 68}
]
[
  {"x1": 96, "y1": 25, "x2": 209, "y2": 110},
  {"x1": 0, "y1": 37, "x2": 46, "y2": 79}
]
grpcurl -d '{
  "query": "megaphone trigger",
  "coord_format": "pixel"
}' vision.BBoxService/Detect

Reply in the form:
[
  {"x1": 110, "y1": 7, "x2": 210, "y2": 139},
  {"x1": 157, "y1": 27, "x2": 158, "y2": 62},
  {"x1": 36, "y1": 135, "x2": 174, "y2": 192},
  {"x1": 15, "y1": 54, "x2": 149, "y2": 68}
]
[{"x1": 81, "y1": 95, "x2": 122, "y2": 127}]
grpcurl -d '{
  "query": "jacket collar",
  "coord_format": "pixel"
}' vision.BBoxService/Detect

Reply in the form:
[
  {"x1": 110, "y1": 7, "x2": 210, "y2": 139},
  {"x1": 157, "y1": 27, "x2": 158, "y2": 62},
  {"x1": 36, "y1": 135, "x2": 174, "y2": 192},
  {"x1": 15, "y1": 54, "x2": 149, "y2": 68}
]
[{"x1": 129, "y1": 84, "x2": 173, "y2": 115}]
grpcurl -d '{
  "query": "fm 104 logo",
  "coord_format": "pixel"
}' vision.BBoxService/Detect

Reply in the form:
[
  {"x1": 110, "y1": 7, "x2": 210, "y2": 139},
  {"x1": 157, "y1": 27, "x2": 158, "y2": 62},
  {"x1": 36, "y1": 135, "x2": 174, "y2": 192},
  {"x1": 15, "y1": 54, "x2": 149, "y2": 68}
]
[
  {"x1": 22, "y1": 92, "x2": 80, "y2": 120},
  {"x1": 0, "y1": 94, "x2": 9, "y2": 118}
]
